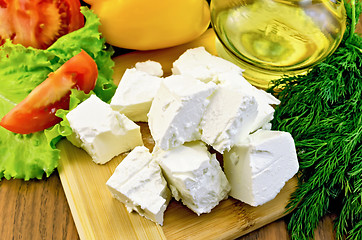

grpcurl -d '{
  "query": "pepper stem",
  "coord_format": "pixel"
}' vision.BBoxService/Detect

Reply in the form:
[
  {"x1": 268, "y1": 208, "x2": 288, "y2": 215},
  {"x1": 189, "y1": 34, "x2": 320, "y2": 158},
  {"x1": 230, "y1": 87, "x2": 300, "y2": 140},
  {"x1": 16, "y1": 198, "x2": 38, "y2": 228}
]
[{"x1": 349, "y1": 0, "x2": 356, "y2": 40}]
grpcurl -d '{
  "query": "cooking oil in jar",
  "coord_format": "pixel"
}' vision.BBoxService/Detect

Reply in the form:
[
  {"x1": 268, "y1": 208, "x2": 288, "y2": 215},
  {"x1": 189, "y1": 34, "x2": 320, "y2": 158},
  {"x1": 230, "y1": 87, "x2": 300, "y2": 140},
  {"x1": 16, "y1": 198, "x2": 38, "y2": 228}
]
[{"x1": 210, "y1": 0, "x2": 346, "y2": 88}]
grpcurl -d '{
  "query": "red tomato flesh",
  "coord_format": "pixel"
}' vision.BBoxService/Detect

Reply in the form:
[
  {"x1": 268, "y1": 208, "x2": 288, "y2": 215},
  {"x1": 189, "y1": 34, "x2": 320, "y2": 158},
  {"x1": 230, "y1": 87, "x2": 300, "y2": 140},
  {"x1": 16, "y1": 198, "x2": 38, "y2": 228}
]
[
  {"x1": 0, "y1": 50, "x2": 98, "y2": 134},
  {"x1": 0, "y1": 0, "x2": 84, "y2": 49}
]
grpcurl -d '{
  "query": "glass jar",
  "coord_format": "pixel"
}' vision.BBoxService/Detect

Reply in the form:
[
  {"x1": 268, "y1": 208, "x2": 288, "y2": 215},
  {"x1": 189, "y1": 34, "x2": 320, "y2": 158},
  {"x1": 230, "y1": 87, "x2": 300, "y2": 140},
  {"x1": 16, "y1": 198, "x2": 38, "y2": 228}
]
[{"x1": 210, "y1": 0, "x2": 346, "y2": 88}]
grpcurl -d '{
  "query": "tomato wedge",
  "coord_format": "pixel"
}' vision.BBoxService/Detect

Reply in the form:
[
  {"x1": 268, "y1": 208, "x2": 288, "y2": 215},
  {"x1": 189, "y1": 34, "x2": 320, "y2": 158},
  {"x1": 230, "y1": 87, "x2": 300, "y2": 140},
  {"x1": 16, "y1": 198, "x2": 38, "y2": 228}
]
[{"x1": 0, "y1": 50, "x2": 98, "y2": 134}]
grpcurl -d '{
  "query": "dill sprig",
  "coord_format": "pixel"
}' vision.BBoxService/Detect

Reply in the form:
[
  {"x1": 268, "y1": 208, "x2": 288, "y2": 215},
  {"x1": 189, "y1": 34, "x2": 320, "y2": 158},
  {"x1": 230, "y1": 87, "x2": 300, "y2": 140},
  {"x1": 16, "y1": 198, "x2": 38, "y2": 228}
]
[{"x1": 268, "y1": 1, "x2": 362, "y2": 239}]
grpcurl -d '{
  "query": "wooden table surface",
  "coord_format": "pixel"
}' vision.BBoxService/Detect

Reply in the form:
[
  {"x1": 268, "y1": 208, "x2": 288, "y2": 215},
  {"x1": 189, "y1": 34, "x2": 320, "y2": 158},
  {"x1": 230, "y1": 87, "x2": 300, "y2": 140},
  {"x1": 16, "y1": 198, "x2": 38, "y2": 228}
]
[
  {"x1": 0, "y1": 172, "x2": 337, "y2": 240},
  {"x1": 1, "y1": 15, "x2": 361, "y2": 240}
]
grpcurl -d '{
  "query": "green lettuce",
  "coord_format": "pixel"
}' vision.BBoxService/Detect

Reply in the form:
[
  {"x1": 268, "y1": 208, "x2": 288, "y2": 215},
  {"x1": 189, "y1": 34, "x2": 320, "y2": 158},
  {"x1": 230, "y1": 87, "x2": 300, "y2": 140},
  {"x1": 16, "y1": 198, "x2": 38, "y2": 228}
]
[{"x1": 0, "y1": 7, "x2": 116, "y2": 180}]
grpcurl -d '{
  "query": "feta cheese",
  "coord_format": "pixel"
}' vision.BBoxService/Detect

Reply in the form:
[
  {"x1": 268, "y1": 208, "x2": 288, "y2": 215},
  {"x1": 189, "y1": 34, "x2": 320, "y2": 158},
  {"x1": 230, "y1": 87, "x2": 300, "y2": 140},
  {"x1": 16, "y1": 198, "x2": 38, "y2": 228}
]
[
  {"x1": 110, "y1": 68, "x2": 163, "y2": 122},
  {"x1": 154, "y1": 141, "x2": 231, "y2": 215},
  {"x1": 135, "y1": 60, "x2": 163, "y2": 77},
  {"x1": 106, "y1": 146, "x2": 171, "y2": 226},
  {"x1": 148, "y1": 75, "x2": 217, "y2": 150},
  {"x1": 223, "y1": 130, "x2": 299, "y2": 207},
  {"x1": 172, "y1": 47, "x2": 242, "y2": 83},
  {"x1": 66, "y1": 95, "x2": 143, "y2": 164},
  {"x1": 172, "y1": 47, "x2": 280, "y2": 133},
  {"x1": 216, "y1": 71, "x2": 280, "y2": 132},
  {"x1": 200, "y1": 84, "x2": 258, "y2": 153}
]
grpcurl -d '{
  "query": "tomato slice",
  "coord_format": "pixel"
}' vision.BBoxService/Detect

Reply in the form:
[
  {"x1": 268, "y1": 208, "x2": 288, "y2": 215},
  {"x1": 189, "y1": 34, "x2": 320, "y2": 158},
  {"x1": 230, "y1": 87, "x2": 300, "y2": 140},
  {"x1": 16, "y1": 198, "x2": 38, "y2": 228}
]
[
  {"x1": 0, "y1": 0, "x2": 84, "y2": 49},
  {"x1": 0, "y1": 50, "x2": 98, "y2": 134}
]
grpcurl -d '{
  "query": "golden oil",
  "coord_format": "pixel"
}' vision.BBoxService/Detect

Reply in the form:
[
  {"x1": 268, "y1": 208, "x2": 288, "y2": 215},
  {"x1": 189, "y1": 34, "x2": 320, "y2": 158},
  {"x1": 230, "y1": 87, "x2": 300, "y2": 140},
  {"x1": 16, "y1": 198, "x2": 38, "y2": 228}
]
[{"x1": 211, "y1": 0, "x2": 346, "y2": 88}]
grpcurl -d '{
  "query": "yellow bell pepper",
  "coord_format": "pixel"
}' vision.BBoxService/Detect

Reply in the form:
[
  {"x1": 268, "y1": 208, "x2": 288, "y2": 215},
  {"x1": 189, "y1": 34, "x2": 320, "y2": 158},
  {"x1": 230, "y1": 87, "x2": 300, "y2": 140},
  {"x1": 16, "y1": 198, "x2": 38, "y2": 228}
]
[{"x1": 83, "y1": 0, "x2": 211, "y2": 50}]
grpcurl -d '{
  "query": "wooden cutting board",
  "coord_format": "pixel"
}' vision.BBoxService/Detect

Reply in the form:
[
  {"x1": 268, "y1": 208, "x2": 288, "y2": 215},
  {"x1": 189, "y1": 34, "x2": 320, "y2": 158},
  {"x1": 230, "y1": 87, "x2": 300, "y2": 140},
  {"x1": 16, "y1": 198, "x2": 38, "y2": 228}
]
[{"x1": 57, "y1": 29, "x2": 298, "y2": 240}]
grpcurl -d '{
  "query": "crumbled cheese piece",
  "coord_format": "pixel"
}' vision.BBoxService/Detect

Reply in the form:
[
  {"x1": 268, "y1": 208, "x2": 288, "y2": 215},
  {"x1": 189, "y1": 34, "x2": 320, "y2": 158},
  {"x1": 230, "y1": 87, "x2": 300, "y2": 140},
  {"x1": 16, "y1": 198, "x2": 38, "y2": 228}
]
[
  {"x1": 216, "y1": 71, "x2": 280, "y2": 132},
  {"x1": 154, "y1": 141, "x2": 231, "y2": 215},
  {"x1": 110, "y1": 68, "x2": 163, "y2": 122},
  {"x1": 172, "y1": 47, "x2": 242, "y2": 83},
  {"x1": 66, "y1": 95, "x2": 143, "y2": 164},
  {"x1": 172, "y1": 47, "x2": 280, "y2": 133},
  {"x1": 200, "y1": 84, "x2": 258, "y2": 153},
  {"x1": 106, "y1": 146, "x2": 171, "y2": 226},
  {"x1": 223, "y1": 130, "x2": 299, "y2": 206},
  {"x1": 148, "y1": 75, "x2": 217, "y2": 150},
  {"x1": 135, "y1": 60, "x2": 163, "y2": 77}
]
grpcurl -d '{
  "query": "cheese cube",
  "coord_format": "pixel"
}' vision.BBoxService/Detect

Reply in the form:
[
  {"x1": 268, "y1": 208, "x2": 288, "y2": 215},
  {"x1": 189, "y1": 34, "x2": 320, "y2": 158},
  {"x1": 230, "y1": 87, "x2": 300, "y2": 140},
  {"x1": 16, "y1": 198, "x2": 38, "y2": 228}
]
[
  {"x1": 154, "y1": 141, "x2": 231, "y2": 215},
  {"x1": 172, "y1": 47, "x2": 280, "y2": 133},
  {"x1": 148, "y1": 75, "x2": 217, "y2": 150},
  {"x1": 223, "y1": 130, "x2": 299, "y2": 207},
  {"x1": 66, "y1": 95, "x2": 143, "y2": 164},
  {"x1": 172, "y1": 47, "x2": 242, "y2": 83},
  {"x1": 135, "y1": 60, "x2": 163, "y2": 77},
  {"x1": 110, "y1": 68, "x2": 163, "y2": 122},
  {"x1": 216, "y1": 71, "x2": 280, "y2": 132},
  {"x1": 106, "y1": 146, "x2": 171, "y2": 226},
  {"x1": 200, "y1": 84, "x2": 258, "y2": 153}
]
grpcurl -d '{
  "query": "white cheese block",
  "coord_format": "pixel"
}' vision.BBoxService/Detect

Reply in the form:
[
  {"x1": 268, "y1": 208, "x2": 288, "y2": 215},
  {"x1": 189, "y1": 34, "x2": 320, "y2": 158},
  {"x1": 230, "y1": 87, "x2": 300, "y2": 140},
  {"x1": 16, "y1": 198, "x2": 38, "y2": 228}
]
[
  {"x1": 200, "y1": 84, "x2": 258, "y2": 153},
  {"x1": 172, "y1": 47, "x2": 242, "y2": 83},
  {"x1": 216, "y1": 71, "x2": 280, "y2": 132},
  {"x1": 66, "y1": 95, "x2": 143, "y2": 164},
  {"x1": 148, "y1": 75, "x2": 217, "y2": 150},
  {"x1": 106, "y1": 146, "x2": 171, "y2": 226},
  {"x1": 110, "y1": 68, "x2": 163, "y2": 122},
  {"x1": 154, "y1": 141, "x2": 231, "y2": 215},
  {"x1": 223, "y1": 129, "x2": 299, "y2": 207},
  {"x1": 135, "y1": 60, "x2": 163, "y2": 77},
  {"x1": 172, "y1": 47, "x2": 280, "y2": 133}
]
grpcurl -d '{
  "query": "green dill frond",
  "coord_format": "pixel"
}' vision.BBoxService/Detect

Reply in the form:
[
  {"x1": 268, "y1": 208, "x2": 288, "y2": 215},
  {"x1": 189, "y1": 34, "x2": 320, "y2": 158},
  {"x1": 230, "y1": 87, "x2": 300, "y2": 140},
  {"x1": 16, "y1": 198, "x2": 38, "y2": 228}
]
[
  {"x1": 335, "y1": 188, "x2": 362, "y2": 240},
  {"x1": 287, "y1": 186, "x2": 331, "y2": 240},
  {"x1": 347, "y1": 222, "x2": 362, "y2": 240},
  {"x1": 268, "y1": 0, "x2": 362, "y2": 238}
]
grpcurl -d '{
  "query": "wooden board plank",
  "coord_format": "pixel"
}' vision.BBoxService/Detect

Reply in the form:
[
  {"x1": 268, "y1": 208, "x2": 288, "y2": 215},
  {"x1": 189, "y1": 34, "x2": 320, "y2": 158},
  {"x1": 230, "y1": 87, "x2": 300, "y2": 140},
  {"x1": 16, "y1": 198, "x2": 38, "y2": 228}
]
[
  {"x1": 58, "y1": 124, "x2": 166, "y2": 240},
  {"x1": 58, "y1": 29, "x2": 298, "y2": 240}
]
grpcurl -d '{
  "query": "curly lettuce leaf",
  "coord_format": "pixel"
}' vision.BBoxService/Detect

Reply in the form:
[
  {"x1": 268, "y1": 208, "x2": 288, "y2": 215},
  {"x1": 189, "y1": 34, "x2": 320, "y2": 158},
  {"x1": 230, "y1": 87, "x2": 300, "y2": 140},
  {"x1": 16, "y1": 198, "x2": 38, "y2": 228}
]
[
  {"x1": 0, "y1": 44, "x2": 60, "y2": 180},
  {"x1": 0, "y1": 130, "x2": 60, "y2": 180},
  {"x1": 48, "y1": 7, "x2": 117, "y2": 102},
  {"x1": 0, "y1": 7, "x2": 116, "y2": 180}
]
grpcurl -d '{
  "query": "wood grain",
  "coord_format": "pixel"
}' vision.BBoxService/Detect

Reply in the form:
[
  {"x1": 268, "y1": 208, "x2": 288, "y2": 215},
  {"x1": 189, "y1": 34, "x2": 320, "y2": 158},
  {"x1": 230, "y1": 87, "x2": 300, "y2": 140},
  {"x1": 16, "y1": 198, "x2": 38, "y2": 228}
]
[
  {"x1": 0, "y1": 174, "x2": 336, "y2": 240},
  {"x1": 0, "y1": 172, "x2": 79, "y2": 240}
]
